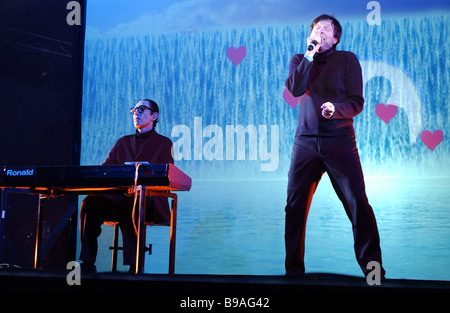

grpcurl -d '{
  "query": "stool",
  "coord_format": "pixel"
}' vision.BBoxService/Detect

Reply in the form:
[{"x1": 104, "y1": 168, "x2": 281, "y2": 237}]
[{"x1": 106, "y1": 220, "x2": 173, "y2": 273}]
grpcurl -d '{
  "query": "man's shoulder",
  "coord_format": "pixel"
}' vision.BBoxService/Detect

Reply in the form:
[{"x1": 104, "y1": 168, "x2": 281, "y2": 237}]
[
  {"x1": 155, "y1": 132, "x2": 173, "y2": 145},
  {"x1": 116, "y1": 130, "x2": 173, "y2": 145},
  {"x1": 335, "y1": 50, "x2": 359, "y2": 61},
  {"x1": 146, "y1": 130, "x2": 173, "y2": 145},
  {"x1": 116, "y1": 134, "x2": 134, "y2": 142}
]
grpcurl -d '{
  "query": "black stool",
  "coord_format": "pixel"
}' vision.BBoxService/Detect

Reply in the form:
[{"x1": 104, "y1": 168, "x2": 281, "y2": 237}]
[{"x1": 105, "y1": 220, "x2": 172, "y2": 273}]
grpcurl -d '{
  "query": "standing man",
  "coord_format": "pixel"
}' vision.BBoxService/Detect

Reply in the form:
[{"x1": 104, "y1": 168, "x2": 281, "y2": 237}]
[
  {"x1": 284, "y1": 14, "x2": 385, "y2": 278},
  {"x1": 79, "y1": 99, "x2": 173, "y2": 273}
]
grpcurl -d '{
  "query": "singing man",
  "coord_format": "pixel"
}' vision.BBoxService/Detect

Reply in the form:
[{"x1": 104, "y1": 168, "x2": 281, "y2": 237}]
[{"x1": 284, "y1": 14, "x2": 385, "y2": 278}]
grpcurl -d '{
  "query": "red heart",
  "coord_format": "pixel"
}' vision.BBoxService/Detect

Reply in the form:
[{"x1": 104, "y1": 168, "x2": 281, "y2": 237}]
[
  {"x1": 421, "y1": 130, "x2": 443, "y2": 151},
  {"x1": 375, "y1": 104, "x2": 398, "y2": 124},
  {"x1": 283, "y1": 89, "x2": 298, "y2": 109}
]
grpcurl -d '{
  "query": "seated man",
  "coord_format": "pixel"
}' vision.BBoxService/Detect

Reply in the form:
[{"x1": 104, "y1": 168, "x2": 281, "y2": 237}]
[{"x1": 79, "y1": 99, "x2": 174, "y2": 272}]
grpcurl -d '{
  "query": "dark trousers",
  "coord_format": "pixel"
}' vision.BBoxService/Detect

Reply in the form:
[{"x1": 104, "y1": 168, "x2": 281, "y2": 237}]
[
  {"x1": 79, "y1": 194, "x2": 153, "y2": 266},
  {"x1": 285, "y1": 135, "x2": 385, "y2": 276}
]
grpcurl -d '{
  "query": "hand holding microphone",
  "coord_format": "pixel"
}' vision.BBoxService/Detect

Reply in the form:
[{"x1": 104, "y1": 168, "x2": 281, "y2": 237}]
[
  {"x1": 307, "y1": 40, "x2": 319, "y2": 51},
  {"x1": 305, "y1": 35, "x2": 324, "y2": 58}
]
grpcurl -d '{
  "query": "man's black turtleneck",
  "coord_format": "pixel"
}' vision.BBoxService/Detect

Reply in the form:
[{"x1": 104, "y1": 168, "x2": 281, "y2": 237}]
[
  {"x1": 285, "y1": 47, "x2": 364, "y2": 137},
  {"x1": 101, "y1": 128, "x2": 174, "y2": 222},
  {"x1": 103, "y1": 128, "x2": 173, "y2": 166}
]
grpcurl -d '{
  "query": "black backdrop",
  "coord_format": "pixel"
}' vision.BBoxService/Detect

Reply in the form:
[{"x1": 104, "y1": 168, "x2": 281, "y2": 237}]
[{"x1": 0, "y1": 0, "x2": 86, "y2": 269}]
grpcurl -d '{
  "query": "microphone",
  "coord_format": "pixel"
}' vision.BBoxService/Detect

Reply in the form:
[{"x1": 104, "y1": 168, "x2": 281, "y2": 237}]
[{"x1": 307, "y1": 40, "x2": 318, "y2": 51}]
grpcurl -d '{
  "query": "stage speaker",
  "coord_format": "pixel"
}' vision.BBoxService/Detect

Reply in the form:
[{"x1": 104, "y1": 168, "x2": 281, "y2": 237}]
[
  {"x1": 0, "y1": 189, "x2": 77, "y2": 270},
  {"x1": 0, "y1": 189, "x2": 38, "y2": 268}
]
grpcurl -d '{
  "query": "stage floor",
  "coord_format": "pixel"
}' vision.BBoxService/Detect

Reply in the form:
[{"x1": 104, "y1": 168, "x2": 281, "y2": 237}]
[
  {"x1": 1, "y1": 270, "x2": 449, "y2": 310},
  {"x1": 1, "y1": 269, "x2": 449, "y2": 295}
]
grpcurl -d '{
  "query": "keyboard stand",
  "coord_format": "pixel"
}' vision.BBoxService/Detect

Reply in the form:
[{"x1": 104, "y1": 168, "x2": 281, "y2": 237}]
[
  {"x1": 28, "y1": 185, "x2": 179, "y2": 274},
  {"x1": 132, "y1": 186, "x2": 177, "y2": 274}
]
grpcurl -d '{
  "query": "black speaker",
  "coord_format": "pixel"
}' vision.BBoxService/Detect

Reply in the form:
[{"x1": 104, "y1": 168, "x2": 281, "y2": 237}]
[
  {"x1": 0, "y1": 188, "x2": 77, "y2": 270},
  {"x1": 0, "y1": 189, "x2": 38, "y2": 268}
]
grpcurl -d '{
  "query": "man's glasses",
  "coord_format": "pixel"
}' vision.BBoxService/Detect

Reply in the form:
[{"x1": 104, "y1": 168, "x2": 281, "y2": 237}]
[{"x1": 130, "y1": 106, "x2": 152, "y2": 115}]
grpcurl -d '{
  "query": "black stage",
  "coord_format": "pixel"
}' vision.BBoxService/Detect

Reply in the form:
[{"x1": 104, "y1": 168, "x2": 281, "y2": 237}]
[
  {"x1": 1, "y1": 269, "x2": 449, "y2": 295},
  {"x1": 1, "y1": 270, "x2": 448, "y2": 311}
]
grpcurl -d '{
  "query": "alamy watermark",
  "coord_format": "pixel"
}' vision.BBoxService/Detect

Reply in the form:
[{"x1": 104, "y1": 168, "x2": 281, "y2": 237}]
[
  {"x1": 366, "y1": 261, "x2": 382, "y2": 285},
  {"x1": 66, "y1": 1, "x2": 81, "y2": 26},
  {"x1": 367, "y1": 1, "x2": 381, "y2": 25},
  {"x1": 171, "y1": 117, "x2": 280, "y2": 172},
  {"x1": 66, "y1": 261, "x2": 81, "y2": 285}
]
